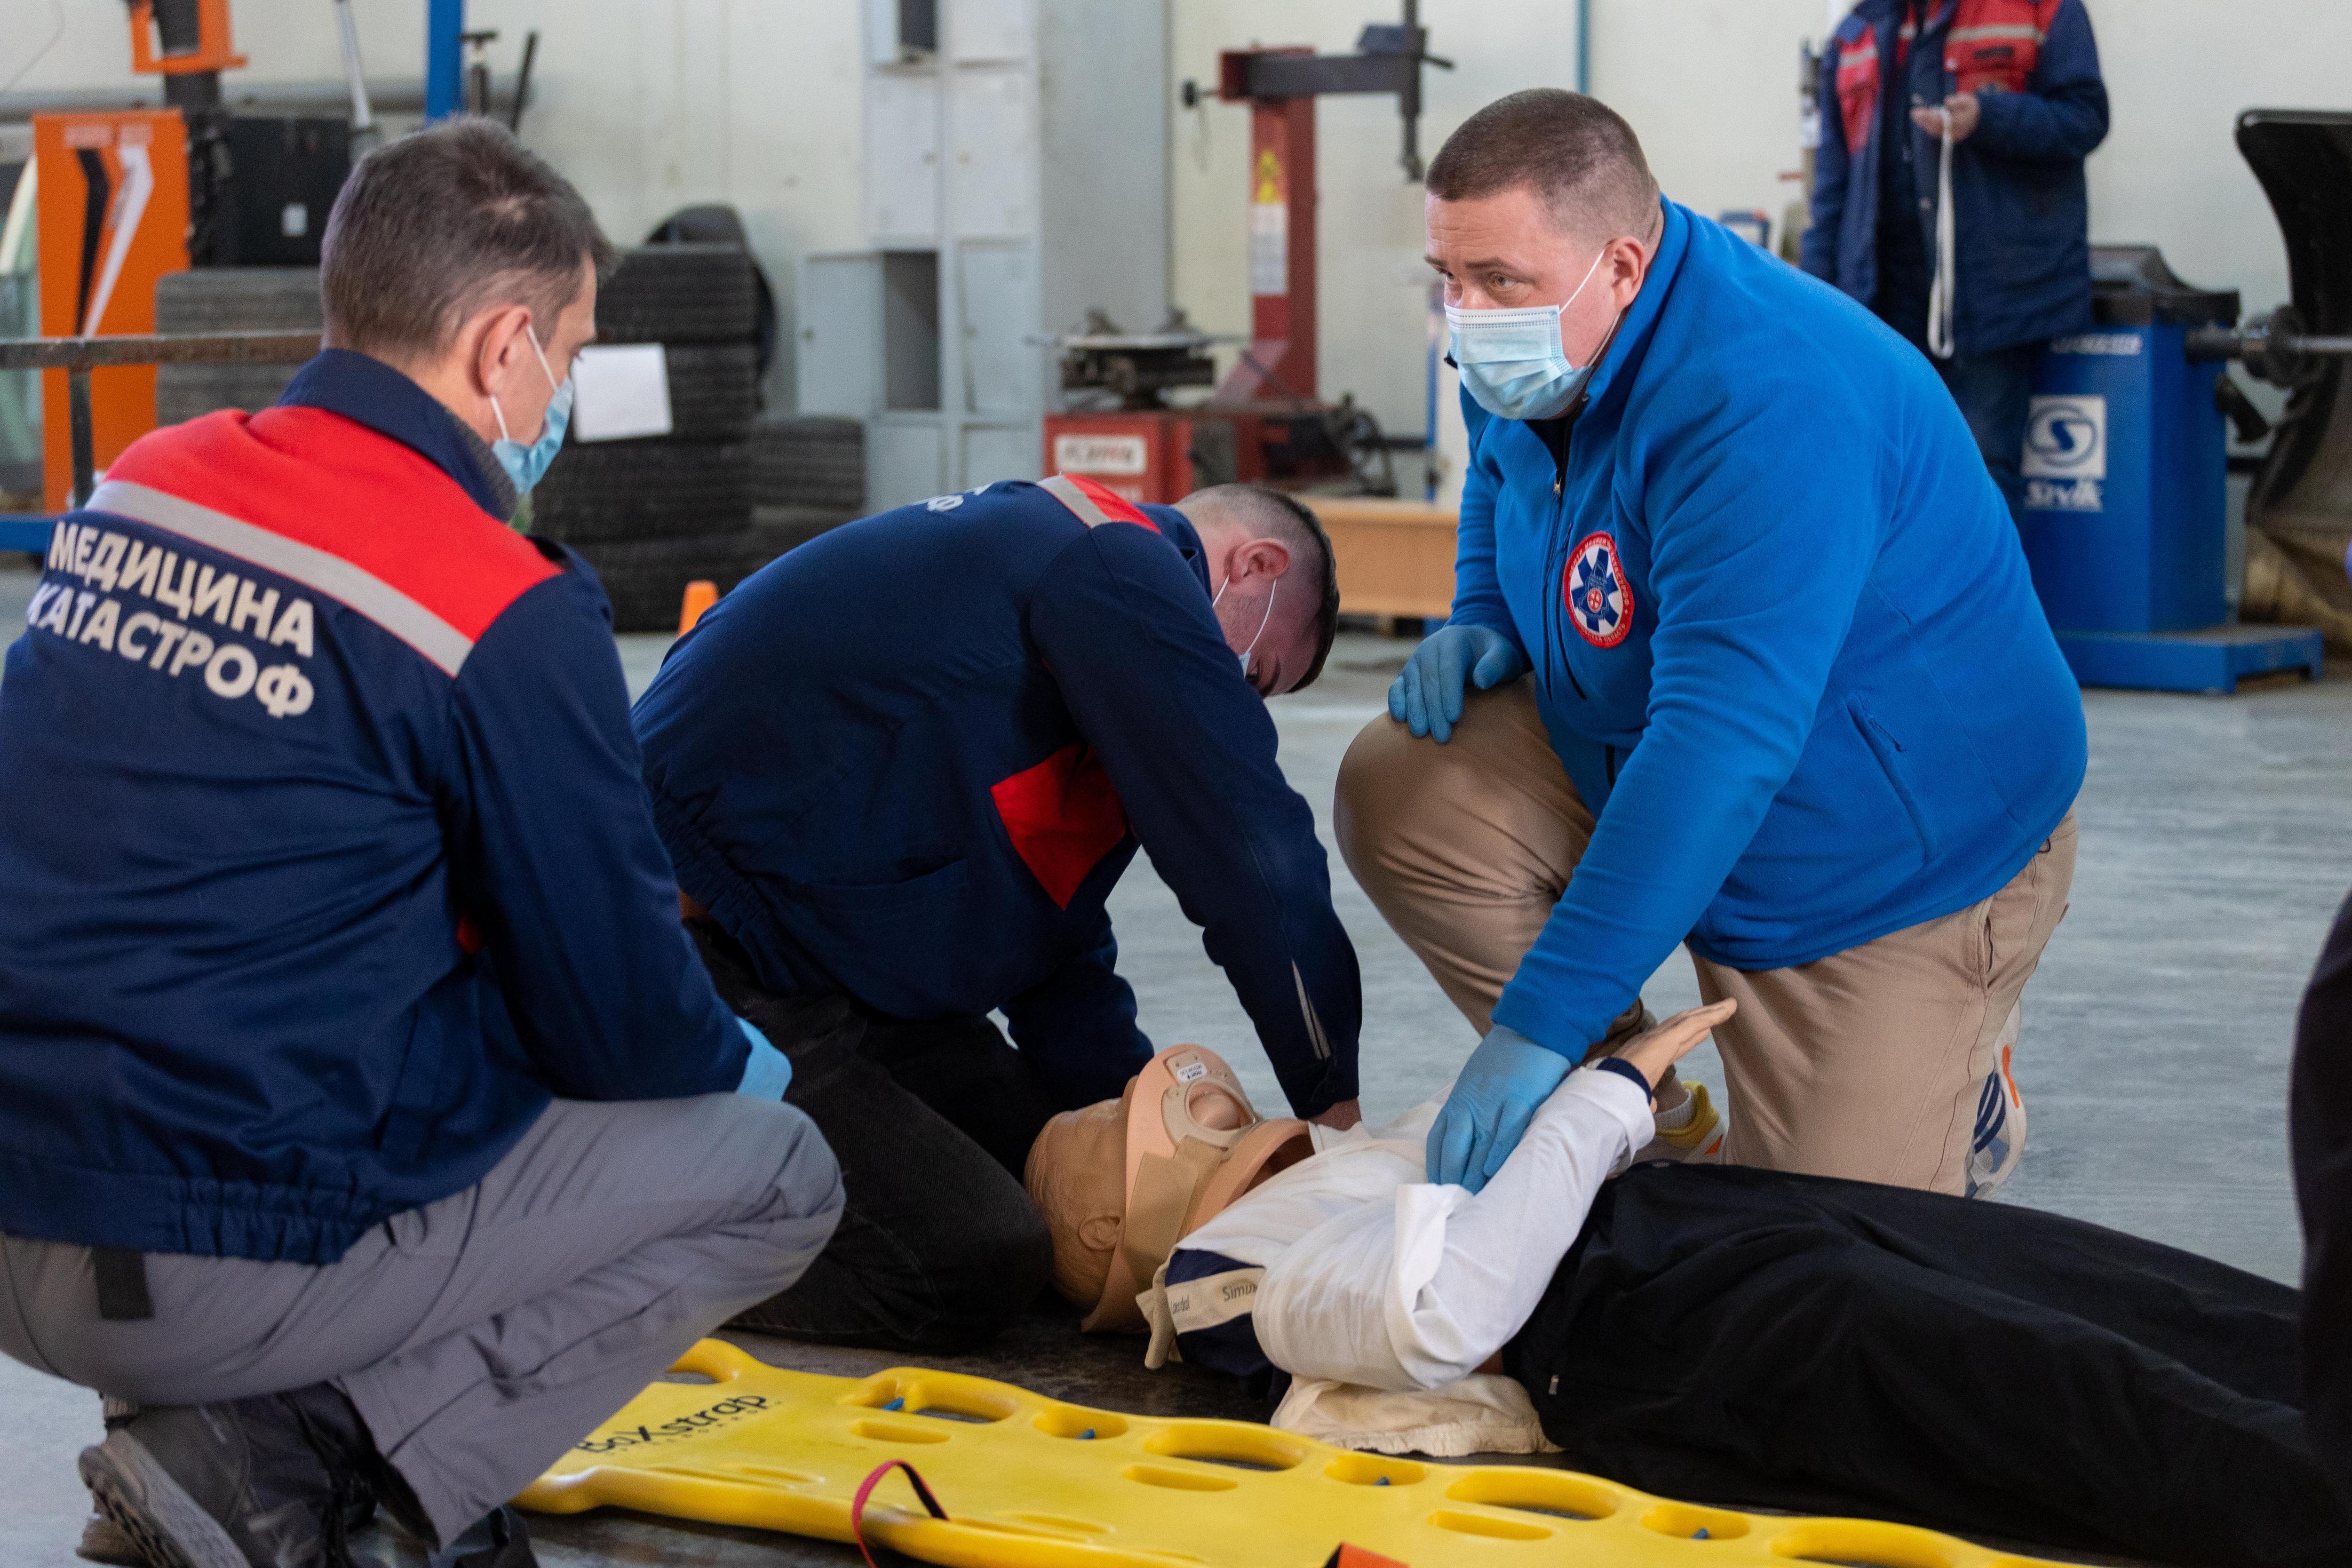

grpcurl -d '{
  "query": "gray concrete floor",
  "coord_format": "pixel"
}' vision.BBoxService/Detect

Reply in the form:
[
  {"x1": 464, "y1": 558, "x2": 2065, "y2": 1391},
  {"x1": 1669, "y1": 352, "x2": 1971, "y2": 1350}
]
[{"x1": 1, "y1": 572, "x2": 2339, "y2": 1567}]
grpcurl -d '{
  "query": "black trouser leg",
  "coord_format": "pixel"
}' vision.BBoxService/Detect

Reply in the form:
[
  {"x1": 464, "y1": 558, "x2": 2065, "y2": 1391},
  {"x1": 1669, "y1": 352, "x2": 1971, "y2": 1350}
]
[
  {"x1": 690, "y1": 923, "x2": 1056, "y2": 1351},
  {"x1": 1510, "y1": 1164, "x2": 2352, "y2": 1568},
  {"x1": 1937, "y1": 339, "x2": 2042, "y2": 526}
]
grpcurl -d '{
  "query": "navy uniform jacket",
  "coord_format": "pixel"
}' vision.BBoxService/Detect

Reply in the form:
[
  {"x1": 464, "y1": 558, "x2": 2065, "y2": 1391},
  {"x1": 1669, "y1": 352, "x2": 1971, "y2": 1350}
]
[
  {"x1": 0, "y1": 351, "x2": 744, "y2": 1265},
  {"x1": 1803, "y1": 0, "x2": 2108, "y2": 356},
  {"x1": 633, "y1": 475, "x2": 1360, "y2": 1116}
]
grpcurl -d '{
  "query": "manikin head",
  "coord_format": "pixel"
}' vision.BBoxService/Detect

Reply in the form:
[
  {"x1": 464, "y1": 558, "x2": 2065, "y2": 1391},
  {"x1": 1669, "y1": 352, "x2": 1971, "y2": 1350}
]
[
  {"x1": 1423, "y1": 89, "x2": 1665, "y2": 383},
  {"x1": 1025, "y1": 1043, "x2": 1313, "y2": 1333},
  {"x1": 1171, "y1": 484, "x2": 1343, "y2": 698},
  {"x1": 320, "y1": 117, "x2": 613, "y2": 459}
]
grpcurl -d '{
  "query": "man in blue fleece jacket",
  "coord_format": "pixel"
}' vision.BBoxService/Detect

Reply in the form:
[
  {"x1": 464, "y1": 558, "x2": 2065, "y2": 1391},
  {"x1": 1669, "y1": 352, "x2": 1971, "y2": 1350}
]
[{"x1": 1336, "y1": 90, "x2": 2084, "y2": 1199}]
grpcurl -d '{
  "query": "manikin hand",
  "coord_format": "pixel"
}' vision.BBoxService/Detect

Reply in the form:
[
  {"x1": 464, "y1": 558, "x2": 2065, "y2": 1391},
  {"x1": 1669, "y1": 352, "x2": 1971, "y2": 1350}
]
[
  {"x1": 1911, "y1": 91, "x2": 1981, "y2": 142},
  {"x1": 1388, "y1": 625, "x2": 1530, "y2": 744},
  {"x1": 1613, "y1": 999, "x2": 1737, "y2": 1106}
]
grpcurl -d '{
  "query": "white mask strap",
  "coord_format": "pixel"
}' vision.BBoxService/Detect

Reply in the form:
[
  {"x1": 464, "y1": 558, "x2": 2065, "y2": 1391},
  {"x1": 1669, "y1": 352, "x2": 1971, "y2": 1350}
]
[
  {"x1": 1561, "y1": 244, "x2": 1609, "y2": 312},
  {"x1": 1241, "y1": 576, "x2": 1279, "y2": 676},
  {"x1": 525, "y1": 323, "x2": 559, "y2": 391},
  {"x1": 490, "y1": 324, "x2": 561, "y2": 446}
]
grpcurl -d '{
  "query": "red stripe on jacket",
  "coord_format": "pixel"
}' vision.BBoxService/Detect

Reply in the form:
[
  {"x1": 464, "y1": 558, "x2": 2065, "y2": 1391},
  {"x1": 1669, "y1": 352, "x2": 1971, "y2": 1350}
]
[
  {"x1": 107, "y1": 406, "x2": 559, "y2": 642},
  {"x1": 1065, "y1": 472, "x2": 1160, "y2": 530}
]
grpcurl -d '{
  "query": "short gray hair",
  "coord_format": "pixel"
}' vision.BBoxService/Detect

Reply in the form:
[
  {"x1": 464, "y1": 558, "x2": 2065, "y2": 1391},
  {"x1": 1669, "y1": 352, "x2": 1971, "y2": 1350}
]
[
  {"x1": 1426, "y1": 89, "x2": 1660, "y2": 244},
  {"x1": 320, "y1": 117, "x2": 614, "y2": 361}
]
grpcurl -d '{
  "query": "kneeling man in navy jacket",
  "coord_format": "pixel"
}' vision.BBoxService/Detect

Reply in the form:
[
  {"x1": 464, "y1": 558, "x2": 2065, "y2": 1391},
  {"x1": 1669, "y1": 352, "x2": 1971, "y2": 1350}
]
[
  {"x1": 0, "y1": 120, "x2": 841, "y2": 1568},
  {"x1": 635, "y1": 472, "x2": 1364, "y2": 1350}
]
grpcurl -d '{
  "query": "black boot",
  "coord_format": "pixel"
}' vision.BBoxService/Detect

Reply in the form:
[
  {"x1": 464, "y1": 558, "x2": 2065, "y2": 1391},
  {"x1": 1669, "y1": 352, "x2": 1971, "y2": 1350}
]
[
  {"x1": 77, "y1": 1386, "x2": 376, "y2": 1568},
  {"x1": 76, "y1": 1397, "x2": 146, "y2": 1566},
  {"x1": 427, "y1": 1506, "x2": 537, "y2": 1568},
  {"x1": 79, "y1": 1394, "x2": 379, "y2": 1564}
]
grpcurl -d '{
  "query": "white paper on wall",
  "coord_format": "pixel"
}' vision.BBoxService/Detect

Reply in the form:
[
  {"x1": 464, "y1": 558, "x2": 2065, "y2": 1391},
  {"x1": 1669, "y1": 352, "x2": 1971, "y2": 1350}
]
[{"x1": 570, "y1": 344, "x2": 673, "y2": 443}]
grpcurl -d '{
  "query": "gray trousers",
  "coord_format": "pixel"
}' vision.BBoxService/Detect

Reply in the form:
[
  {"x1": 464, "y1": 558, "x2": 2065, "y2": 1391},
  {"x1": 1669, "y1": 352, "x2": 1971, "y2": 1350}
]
[{"x1": 0, "y1": 1094, "x2": 842, "y2": 1544}]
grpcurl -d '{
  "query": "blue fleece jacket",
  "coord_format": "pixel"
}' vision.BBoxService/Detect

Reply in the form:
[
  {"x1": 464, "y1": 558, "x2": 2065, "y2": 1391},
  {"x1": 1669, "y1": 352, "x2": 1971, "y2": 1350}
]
[
  {"x1": 633, "y1": 478, "x2": 1360, "y2": 1116},
  {"x1": 1460, "y1": 200, "x2": 2085, "y2": 1059},
  {"x1": 0, "y1": 352, "x2": 743, "y2": 1264}
]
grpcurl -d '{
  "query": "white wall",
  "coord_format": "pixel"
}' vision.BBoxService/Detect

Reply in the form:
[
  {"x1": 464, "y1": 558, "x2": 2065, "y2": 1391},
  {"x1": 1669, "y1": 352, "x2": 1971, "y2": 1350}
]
[
  {"x1": 8, "y1": 0, "x2": 2348, "y2": 424},
  {"x1": 1590, "y1": 0, "x2": 2351, "y2": 329},
  {"x1": 1, "y1": 0, "x2": 866, "y2": 404},
  {"x1": 1167, "y1": 0, "x2": 1584, "y2": 475}
]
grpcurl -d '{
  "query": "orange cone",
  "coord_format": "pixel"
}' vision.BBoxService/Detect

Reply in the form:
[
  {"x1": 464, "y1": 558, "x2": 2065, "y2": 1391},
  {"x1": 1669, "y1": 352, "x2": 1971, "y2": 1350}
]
[{"x1": 677, "y1": 579, "x2": 720, "y2": 635}]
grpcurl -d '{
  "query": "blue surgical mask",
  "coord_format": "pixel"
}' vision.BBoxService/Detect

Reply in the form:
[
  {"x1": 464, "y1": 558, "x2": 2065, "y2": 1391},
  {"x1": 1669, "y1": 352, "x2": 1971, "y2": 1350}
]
[
  {"x1": 1446, "y1": 247, "x2": 1614, "y2": 421},
  {"x1": 489, "y1": 326, "x2": 572, "y2": 494}
]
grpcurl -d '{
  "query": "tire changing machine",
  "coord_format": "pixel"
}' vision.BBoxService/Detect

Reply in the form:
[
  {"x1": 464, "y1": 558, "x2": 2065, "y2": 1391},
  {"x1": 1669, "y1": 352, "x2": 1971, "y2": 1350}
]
[
  {"x1": 2022, "y1": 110, "x2": 2352, "y2": 695},
  {"x1": 2020, "y1": 248, "x2": 2323, "y2": 694}
]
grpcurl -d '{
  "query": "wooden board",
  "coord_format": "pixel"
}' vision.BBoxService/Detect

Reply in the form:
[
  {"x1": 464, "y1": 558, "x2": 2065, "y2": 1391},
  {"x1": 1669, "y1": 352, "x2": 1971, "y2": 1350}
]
[{"x1": 1311, "y1": 496, "x2": 1456, "y2": 621}]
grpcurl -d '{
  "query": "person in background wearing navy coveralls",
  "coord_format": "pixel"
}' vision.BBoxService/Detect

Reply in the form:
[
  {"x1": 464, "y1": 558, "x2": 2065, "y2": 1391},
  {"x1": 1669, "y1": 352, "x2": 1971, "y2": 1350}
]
[
  {"x1": 635, "y1": 474, "x2": 1363, "y2": 1352},
  {"x1": 1804, "y1": 0, "x2": 2108, "y2": 523}
]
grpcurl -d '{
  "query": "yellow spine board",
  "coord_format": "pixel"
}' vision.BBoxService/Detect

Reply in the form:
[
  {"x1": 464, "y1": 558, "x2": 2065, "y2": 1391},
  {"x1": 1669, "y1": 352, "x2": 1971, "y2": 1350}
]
[{"x1": 521, "y1": 1339, "x2": 2069, "y2": 1568}]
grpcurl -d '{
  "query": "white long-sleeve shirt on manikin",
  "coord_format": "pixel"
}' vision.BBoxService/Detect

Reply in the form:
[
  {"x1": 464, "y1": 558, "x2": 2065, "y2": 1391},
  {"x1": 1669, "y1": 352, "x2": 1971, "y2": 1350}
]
[{"x1": 1141, "y1": 1063, "x2": 1652, "y2": 1452}]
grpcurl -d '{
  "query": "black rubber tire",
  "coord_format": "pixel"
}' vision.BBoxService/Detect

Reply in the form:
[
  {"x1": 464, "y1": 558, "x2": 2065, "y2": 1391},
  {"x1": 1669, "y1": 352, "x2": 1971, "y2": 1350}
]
[
  {"x1": 531, "y1": 439, "x2": 754, "y2": 544},
  {"x1": 152, "y1": 267, "x2": 323, "y2": 333},
  {"x1": 749, "y1": 416, "x2": 865, "y2": 509},
  {"x1": 571, "y1": 529, "x2": 787, "y2": 634},
  {"x1": 596, "y1": 245, "x2": 759, "y2": 345},
  {"x1": 570, "y1": 507, "x2": 862, "y2": 633},
  {"x1": 152, "y1": 268, "x2": 320, "y2": 425},
  {"x1": 666, "y1": 343, "x2": 761, "y2": 440},
  {"x1": 579, "y1": 343, "x2": 758, "y2": 443},
  {"x1": 156, "y1": 364, "x2": 302, "y2": 426}
]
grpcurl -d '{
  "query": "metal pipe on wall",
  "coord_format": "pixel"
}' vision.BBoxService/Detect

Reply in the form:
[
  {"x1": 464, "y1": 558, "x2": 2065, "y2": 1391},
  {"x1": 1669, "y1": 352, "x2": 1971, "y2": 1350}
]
[
  {"x1": 424, "y1": 0, "x2": 465, "y2": 120},
  {"x1": 1576, "y1": 0, "x2": 1590, "y2": 93}
]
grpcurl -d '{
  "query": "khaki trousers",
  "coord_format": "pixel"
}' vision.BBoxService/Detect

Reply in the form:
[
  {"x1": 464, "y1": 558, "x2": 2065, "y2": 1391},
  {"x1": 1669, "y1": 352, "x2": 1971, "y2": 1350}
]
[{"x1": 1334, "y1": 679, "x2": 2076, "y2": 1195}]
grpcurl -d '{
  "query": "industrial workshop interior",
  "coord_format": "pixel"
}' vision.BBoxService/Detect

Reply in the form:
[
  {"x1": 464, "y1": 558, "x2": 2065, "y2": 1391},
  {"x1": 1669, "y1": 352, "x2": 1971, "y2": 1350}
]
[{"x1": 8, "y1": 0, "x2": 2352, "y2": 1564}]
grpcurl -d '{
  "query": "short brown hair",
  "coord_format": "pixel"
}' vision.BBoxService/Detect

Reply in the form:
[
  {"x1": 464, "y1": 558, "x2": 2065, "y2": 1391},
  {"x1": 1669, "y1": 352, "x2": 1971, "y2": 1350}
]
[
  {"x1": 320, "y1": 117, "x2": 614, "y2": 361},
  {"x1": 1426, "y1": 89, "x2": 1661, "y2": 244}
]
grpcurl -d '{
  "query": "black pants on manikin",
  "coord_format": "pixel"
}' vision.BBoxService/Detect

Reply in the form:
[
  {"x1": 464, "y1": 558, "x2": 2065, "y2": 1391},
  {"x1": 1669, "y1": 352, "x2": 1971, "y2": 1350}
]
[
  {"x1": 689, "y1": 922, "x2": 1057, "y2": 1351},
  {"x1": 1509, "y1": 1163, "x2": 2352, "y2": 1568},
  {"x1": 2292, "y1": 886, "x2": 2352, "y2": 1513}
]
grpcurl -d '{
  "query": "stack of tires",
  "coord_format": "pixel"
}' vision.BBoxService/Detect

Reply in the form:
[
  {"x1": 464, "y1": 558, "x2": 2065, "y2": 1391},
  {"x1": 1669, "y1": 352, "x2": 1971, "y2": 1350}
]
[
  {"x1": 153, "y1": 269, "x2": 321, "y2": 426},
  {"x1": 747, "y1": 414, "x2": 866, "y2": 557},
  {"x1": 532, "y1": 243, "x2": 770, "y2": 632}
]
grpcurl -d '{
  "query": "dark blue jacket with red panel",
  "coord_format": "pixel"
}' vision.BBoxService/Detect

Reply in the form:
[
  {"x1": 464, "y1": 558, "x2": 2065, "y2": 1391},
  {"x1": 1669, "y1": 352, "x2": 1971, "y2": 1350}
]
[
  {"x1": 1802, "y1": 0, "x2": 2108, "y2": 355},
  {"x1": 633, "y1": 475, "x2": 1360, "y2": 1117},
  {"x1": 0, "y1": 350, "x2": 743, "y2": 1265}
]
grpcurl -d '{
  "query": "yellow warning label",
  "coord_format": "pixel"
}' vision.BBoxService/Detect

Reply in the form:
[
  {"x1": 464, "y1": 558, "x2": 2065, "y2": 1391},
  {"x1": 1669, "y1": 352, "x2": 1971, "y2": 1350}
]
[{"x1": 1253, "y1": 147, "x2": 1283, "y2": 205}]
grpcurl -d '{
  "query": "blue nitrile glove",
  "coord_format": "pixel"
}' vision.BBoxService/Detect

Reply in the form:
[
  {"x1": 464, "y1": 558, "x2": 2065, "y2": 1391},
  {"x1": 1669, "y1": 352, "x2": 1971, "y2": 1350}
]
[
  {"x1": 734, "y1": 1016, "x2": 794, "y2": 1099},
  {"x1": 1388, "y1": 624, "x2": 1530, "y2": 744},
  {"x1": 1427, "y1": 1024, "x2": 1574, "y2": 1193}
]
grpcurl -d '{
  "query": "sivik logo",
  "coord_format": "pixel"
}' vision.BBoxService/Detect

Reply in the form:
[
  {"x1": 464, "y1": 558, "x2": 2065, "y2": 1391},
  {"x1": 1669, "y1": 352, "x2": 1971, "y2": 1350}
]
[{"x1": 2021, "y1": 396, "x2": 2106, "y2": 482}]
